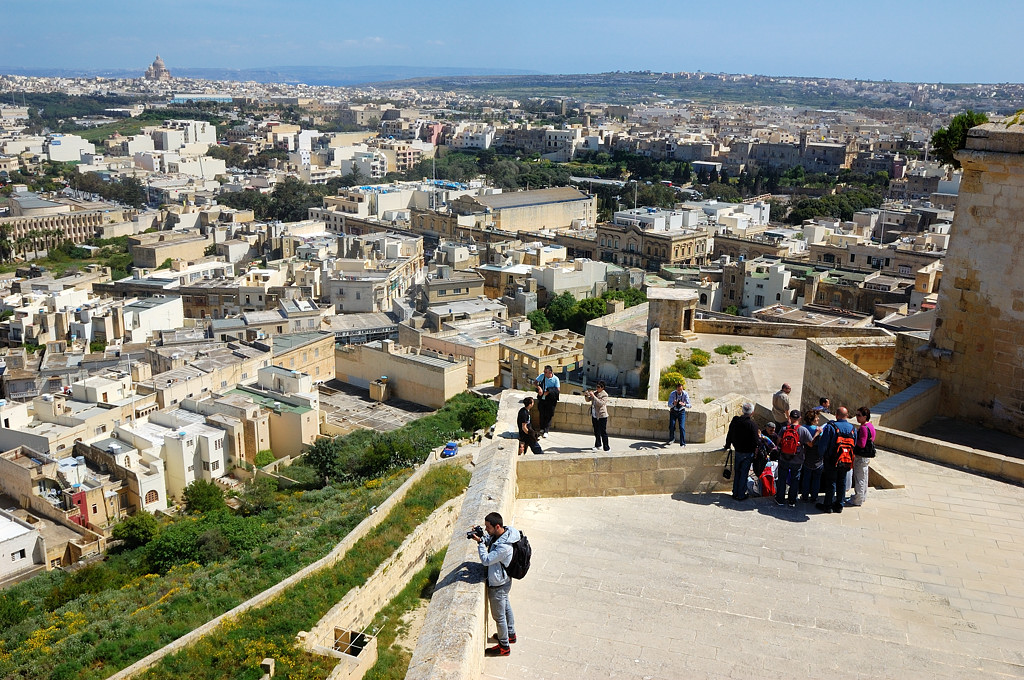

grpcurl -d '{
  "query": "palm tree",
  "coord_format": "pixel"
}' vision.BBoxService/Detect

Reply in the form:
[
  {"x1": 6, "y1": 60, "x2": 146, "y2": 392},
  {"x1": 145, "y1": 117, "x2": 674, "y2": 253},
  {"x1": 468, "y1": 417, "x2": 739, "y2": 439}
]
[{"x1": 0, "y1": 226, "x2": 12, "y2": 262}]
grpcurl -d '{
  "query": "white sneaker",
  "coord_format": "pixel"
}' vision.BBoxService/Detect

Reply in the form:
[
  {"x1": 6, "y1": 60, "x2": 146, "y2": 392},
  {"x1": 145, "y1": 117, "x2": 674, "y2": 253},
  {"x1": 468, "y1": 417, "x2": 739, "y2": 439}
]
[
  {"x1": 541, "y1": 432, "x2": 548, "y2": 438},
  {"x1": 592, "y1": 446, "x2": 601, "y2": 452}
]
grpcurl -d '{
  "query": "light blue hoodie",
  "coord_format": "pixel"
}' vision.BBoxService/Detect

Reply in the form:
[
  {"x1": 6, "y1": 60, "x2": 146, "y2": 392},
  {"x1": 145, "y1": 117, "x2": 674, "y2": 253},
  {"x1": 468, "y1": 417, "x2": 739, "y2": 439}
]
[{"x1": 478, "y1": 526, "x2": 521, "y2": 587}]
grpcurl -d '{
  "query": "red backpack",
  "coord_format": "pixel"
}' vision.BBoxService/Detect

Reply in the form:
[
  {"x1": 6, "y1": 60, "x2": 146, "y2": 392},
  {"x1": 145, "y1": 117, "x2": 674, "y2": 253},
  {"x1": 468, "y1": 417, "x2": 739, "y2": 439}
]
[
  {"x1": 779, "y1": 425, "x2": 800, "y2": 456},
  {"x1": 759, "y1": 465, "x2": 776, "y2": 497},
  {"x1": 833, "y1": 425, "x2": 856, "y2": 467}
]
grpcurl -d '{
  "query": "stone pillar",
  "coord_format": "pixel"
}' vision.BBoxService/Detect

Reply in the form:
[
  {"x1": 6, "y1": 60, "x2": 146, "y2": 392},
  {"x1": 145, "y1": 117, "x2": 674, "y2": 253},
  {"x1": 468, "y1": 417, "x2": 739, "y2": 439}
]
[{"x1": 923, "y1": 123, "x2": 1024, "y2": 436}]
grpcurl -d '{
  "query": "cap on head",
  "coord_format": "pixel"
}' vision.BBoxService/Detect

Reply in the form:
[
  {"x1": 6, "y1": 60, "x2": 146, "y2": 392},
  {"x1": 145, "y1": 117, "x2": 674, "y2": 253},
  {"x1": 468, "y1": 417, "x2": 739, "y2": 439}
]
[{"x1": 790, "y1": 409, "x2": 801, "y2": 419}]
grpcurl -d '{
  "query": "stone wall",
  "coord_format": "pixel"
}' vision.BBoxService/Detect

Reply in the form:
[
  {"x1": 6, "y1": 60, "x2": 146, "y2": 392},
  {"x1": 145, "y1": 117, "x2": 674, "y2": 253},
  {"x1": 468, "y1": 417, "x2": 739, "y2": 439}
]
[
  {"x1": 517, "y1": 449, "x2": 729, "y2": 498},
  {"x1": 547, "y1": 392, "x2": 748, "y2": 444},
  {"x1": 406, "y1": 391, "x2": 520, "y2": 680},
  {"x1": 301, "y1": 495, "x2": 463, "y2": 652},
  {"x1": 871, "y1": 379, "x2": 942, "y2": 431},
  {"x1": 801, "y1": 337, "x2": 893, "y2": 413},
  {"x1": 695, "y1": 318, "x2": 891, "y2": 339},
  {"x1": 875, "y1": 426, "x2": 1024, "y2": 485},
  {"x1": 646, "y1": 327, "x2": 661, "y2": 401}
]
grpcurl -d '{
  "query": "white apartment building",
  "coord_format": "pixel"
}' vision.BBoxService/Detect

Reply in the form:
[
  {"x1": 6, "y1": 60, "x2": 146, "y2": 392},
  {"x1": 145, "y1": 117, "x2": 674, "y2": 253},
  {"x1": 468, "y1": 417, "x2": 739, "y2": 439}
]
[
  {"x1": 45, "y1": 134, "x2": 95, "y2": 162},
  {"x1": 742, "y1": 262, "x2": 796, "y2": 313}
]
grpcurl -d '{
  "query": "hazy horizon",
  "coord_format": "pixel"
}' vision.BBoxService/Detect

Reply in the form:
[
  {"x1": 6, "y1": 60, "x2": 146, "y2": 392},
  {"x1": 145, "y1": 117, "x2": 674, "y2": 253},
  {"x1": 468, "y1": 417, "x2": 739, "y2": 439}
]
[{"x1": 2, "y1": 0, "x2": 1021, "y2": 84}]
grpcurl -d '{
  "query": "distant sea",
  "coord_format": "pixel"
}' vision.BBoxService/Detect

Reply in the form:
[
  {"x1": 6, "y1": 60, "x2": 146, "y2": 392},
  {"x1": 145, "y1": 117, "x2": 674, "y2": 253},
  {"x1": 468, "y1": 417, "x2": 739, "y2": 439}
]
[{"x1": 0, "y1": 65, "x2": 540, "y2": 86}]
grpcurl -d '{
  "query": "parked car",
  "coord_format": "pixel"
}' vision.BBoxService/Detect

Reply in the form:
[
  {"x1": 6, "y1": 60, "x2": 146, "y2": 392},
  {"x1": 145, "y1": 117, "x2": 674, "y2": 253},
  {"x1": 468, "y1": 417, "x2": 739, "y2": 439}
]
[{"x1": 440, "y1": 441, "x2": 459, "y2": 458}]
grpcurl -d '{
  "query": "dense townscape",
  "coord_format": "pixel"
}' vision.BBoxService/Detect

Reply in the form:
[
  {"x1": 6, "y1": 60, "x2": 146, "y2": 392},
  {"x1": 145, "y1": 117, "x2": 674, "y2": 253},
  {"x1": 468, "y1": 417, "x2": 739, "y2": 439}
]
[{"x1": 0, "y1": 54, "x2": 1021, "y2": 679}]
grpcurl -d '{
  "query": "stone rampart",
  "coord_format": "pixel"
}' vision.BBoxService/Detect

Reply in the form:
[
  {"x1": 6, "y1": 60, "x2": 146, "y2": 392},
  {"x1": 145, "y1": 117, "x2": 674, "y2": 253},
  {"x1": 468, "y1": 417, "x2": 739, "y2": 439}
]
[
  {"x1": 801, "y1": 336, "x2": 893, "y2": 413},
  {"x1": 406, "y1": 391, "x2": 520, "y2": 680},
  {"x1": 107, "y1": 457, "x2": 464, "y2": 680},
  {"x1": 646, "y1": 327, "x2": 661, "y2": 401},
  {"x1": 547, "y1": 392, "x2": 747, "y2": 444},
  {"x1": 301, "y1": 495, "x2": 463, "y2": 653},
  {"x1": 695, "y1": 318, "x2": 891, "y2": 340}
]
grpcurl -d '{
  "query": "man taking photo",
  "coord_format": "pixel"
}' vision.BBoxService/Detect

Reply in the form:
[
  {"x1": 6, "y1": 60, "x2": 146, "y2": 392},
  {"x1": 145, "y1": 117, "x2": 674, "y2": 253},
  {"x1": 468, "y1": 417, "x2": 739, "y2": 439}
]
[{"x1": 470, "y1": 512, "x2": 520, "y2": 656}]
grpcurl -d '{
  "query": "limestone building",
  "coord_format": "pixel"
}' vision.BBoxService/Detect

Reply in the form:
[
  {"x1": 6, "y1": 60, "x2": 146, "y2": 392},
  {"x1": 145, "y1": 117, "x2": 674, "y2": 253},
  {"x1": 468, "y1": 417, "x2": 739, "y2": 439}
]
[{"x1": 143, "y1": 55, "x2": 172, "y2": 81}]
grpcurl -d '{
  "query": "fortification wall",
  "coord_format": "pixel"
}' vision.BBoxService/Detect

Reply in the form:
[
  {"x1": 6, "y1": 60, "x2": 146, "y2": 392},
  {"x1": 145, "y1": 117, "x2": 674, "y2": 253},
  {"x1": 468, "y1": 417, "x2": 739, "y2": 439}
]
[
  {"x1": 695, "y1": 318, "x2": 890, "y2": 340},
  {"x1": 801, "y1": 337, "x2": 893, "y2": 413}
]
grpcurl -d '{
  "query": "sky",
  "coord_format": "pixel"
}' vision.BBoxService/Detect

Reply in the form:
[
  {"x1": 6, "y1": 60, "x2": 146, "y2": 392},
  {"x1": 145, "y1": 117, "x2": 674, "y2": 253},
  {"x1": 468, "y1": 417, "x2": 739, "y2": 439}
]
[{"x1": 1, "y1": 0, "x2": 1020, "y2": 84}]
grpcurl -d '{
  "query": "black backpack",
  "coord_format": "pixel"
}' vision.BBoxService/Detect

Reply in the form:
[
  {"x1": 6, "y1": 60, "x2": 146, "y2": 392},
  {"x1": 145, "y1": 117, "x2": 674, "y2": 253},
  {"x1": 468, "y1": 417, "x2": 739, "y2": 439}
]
[{"x1": 504, "y1": 532, "x2": 532, "y2": 580}]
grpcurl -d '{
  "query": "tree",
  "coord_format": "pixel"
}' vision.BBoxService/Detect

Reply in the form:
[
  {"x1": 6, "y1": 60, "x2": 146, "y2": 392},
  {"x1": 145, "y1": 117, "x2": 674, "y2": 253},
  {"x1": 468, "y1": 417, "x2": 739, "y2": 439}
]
[
  {"x1": 527, "y1": 309, "x2": 552, "y2": 333},
  {"x1": 544, "y1": 292, "x2": 579, "y2": 330},
  {"x1": 932, "y1": 110, "x2": 989, "y2": 169},
  {"x1": 572, "y1": 297, "x2": 608, "y2": 333},
  {"x1": 305, "y1": 437, "x2": 342, "y2": 483},
  {"x1": 238, "y1": 477, "x2": 278, "y2": 517},
  {"x1": 111, "y1": 512, "x2": 159, "y2": 549},
  {"x1": 182, "y1": 479, "x2": 226, "y2": 514}
]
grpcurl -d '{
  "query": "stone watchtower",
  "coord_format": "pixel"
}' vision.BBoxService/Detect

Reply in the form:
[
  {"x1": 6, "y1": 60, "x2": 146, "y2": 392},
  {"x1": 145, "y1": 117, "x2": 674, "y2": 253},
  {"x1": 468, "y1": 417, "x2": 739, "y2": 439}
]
[
  {"x1": 892, "y1": 122, "x2": 1024, "y2": 436},
  {"x1": 646, "y1": 288, "x2": 698, "y2": 341}
]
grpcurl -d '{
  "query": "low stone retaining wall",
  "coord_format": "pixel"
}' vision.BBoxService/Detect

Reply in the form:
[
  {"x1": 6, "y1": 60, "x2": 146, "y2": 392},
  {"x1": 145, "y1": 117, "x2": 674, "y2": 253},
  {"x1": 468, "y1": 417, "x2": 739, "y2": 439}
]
[
  {"x1": 517, "y1": 449, "x2": 729, "y2": 498},
  {"x1": 300, "y1": 494, "x2": 464, "y2": 653},
  {"x1": 875, "y1": 426, "x2": 1024, "y2": 485},
  {"x1": 108, "y1": 457, "x2": 464, "y2": 680},
  {"x1": 546, "y1": 392, "x2": 747, "y2": 444},
  {"x1": 696, "y1": 318, "x2": 891, "y2": 339},
  {"x1": 406, "y1": 391, "x2": 521, "y2": 680}
]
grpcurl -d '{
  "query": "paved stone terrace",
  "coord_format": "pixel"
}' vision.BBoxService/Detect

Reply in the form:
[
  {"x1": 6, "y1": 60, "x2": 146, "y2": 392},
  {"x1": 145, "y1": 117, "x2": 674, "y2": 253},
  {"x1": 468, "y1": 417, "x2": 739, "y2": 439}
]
[{"x1": 482, "y1": 449, "x2": 1024, "y2": 680}]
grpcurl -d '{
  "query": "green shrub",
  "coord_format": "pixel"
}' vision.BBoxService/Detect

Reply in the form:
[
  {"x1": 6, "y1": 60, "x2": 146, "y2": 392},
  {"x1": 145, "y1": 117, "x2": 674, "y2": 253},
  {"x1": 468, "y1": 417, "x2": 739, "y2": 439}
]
[
  {"x1": 690, "y1": 348, "x2": 711, "y2": 366},
  {"x1": 669, "y1": 358, "x2": 702, "y2": 380},
  {"x1": 253, "y1": 449, "x2": 275, "y2": 467},
  {"x1": 703, "y1": 396, "x2": 714, "y2": 404},
  {"x1": 182, "y1": 479, "x2": 226, "y2": 514},
  {"x1": 112, "y1": 512, "x2": 159, "y2": 549},
  {"x1": 660, "y1": 371, "x2": 685, "y2": 389},
  {"x1": 714, "y1": 344, "x2": 745, "y2": 356},
  {"x1": 145, "y1": 510, "x2": 266, "y2": 573}
]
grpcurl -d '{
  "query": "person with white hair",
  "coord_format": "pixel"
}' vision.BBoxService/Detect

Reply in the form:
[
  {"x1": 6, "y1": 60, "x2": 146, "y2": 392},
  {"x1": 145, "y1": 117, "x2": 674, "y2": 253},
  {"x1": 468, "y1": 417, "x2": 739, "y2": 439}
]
[{"x1": 725, "y1": 402, "x2": 759, "y2": 500}]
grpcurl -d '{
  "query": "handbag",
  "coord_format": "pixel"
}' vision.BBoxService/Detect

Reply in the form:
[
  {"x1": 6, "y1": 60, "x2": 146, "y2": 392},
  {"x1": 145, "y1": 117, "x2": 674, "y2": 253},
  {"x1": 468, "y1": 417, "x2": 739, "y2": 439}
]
[{"x1": 722, "y1": 449, "x2": 733, "y2": 480}]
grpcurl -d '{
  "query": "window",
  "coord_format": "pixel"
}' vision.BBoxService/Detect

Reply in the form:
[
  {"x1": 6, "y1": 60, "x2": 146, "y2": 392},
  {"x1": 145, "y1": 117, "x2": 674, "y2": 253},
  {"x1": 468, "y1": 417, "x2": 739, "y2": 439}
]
[
  {"x1": 145, "y1": 490, "x2": 159, "y2": 504},
  {"x1": 636, "y1": 348, "x2": 643, "y2": 362},
  {"x1": 11, "y1": 549, "x2": 26, "y2": 561},
  {"x1": 212, "y1": 460, "x2": 220, "y2": 471},
  {"x1": 203, "y1": 461, "x2": 210, "y2": 471},
  {"x1": 92, "y1": 504, "x2": 98, "y2": 514},
  {"x1": 188, "y1": 464, "x2": 194, "y2": 472},
  {"x1": 729, "y1": 290, "x2": 735, "y2": 300},
  {"x1": 215, "y1": 439, "x2": 222, "y2": 450},
  {"x1": 776, "y1": 293, "x2": 782, "y2": 301},
  {"x1": 754, "y1": 295, "x2": 765, "y2": 307},
  {"x1": 850, "y1": 254, "x2": 856, "y2": 263}
]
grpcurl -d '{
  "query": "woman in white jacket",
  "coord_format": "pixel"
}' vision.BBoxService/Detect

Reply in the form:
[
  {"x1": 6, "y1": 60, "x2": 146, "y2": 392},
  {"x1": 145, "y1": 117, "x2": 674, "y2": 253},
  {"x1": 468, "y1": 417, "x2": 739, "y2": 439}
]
[{"x1": 584, "y1": 380, "x2": 610, "y2": 452}]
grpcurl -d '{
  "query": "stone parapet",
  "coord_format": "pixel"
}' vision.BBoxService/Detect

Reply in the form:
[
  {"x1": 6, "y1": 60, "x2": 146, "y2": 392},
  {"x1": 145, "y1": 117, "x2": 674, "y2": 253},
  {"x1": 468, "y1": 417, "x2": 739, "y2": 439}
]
[
  {"x1": 517, "y1": 449, "x2": 730, "y2": 498},
  {"x1": 406, "y1": 391, "x2": 520, "y2": 680},
  {"x1": 875, "y1": 426, "x2": 1024, "y2": 486},
  {"x1": 546, "y1": 392, "x2": 747, "y2": 444}
]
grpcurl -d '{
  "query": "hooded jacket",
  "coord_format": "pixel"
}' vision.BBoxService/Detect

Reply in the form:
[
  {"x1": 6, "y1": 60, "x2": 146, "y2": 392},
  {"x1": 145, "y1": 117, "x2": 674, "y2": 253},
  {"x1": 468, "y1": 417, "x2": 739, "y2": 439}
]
[{"x1": 478, "y1": 525, "x2": 521, "y2": 587}]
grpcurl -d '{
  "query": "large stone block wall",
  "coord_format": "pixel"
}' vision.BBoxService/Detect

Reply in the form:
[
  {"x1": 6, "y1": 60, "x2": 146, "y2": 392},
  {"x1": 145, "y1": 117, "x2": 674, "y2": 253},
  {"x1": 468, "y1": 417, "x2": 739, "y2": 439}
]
[
  {"x1": 801, "y1": 337, "x2": 893, "y2": 413},
  {"x1": 406, "y1": 392, "x2": 520, "y2": 680},
  {"x1": 517, "y1": 450, "x2": 729, "y2": 498},
  {"x1": 895, "y1": 123, "x2": 1024, "y2": 437},
  {"x1": 695, "y1": 318, "x2": 891, "y2": 340},
  {"x1": 547, "y1": 392, "x2": 748, "y2": 444}
]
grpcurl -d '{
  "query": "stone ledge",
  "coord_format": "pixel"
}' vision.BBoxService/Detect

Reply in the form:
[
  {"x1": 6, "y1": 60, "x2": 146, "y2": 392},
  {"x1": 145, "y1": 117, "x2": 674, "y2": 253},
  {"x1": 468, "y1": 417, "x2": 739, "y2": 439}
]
[{"x1": 876, "y1": 426, "x2": 1024, "y2": 486}]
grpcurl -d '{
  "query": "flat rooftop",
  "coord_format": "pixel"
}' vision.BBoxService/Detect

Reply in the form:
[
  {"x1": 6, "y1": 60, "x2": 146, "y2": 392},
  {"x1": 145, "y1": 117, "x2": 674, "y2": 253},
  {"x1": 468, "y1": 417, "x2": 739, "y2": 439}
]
[{"x1": 487, "y1": 438, "x2": 1024, "y2": 679}]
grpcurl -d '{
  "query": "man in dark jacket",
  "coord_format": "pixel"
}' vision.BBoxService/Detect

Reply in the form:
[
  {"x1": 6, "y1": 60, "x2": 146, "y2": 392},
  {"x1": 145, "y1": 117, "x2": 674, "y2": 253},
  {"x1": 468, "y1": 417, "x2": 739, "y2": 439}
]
[{"x1": 725, "y1": 402, "x2": 759, "y2": 500}]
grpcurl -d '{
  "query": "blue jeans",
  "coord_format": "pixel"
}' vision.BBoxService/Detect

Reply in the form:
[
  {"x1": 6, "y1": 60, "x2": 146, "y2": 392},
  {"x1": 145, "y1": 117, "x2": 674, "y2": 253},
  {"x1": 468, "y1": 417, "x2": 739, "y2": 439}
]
[
  {"x1": 487, "y1": 581, "x2": 515, "y2": 645},
  {"x1": 800, "y1": 465, "x2": 823, "y2": 500},
  {"x1": 732, "y1": 451, "x2": 754, "y2": 499},
  {"x1": 821, "y1": 462, "x2": 849, "y2": 508},
  {"x1": 668, "y1": 411, "x2": 686, "y2": 445},
  {"x1": 776, "y1": 460, "x2": 801, "y2": 504}
]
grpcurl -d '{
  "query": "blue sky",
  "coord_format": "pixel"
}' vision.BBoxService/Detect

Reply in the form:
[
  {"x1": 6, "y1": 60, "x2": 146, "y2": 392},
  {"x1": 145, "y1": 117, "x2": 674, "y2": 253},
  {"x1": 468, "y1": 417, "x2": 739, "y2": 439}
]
[{"x1": 2, "y1": 0, "x2": 1019, "y2": 83}]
